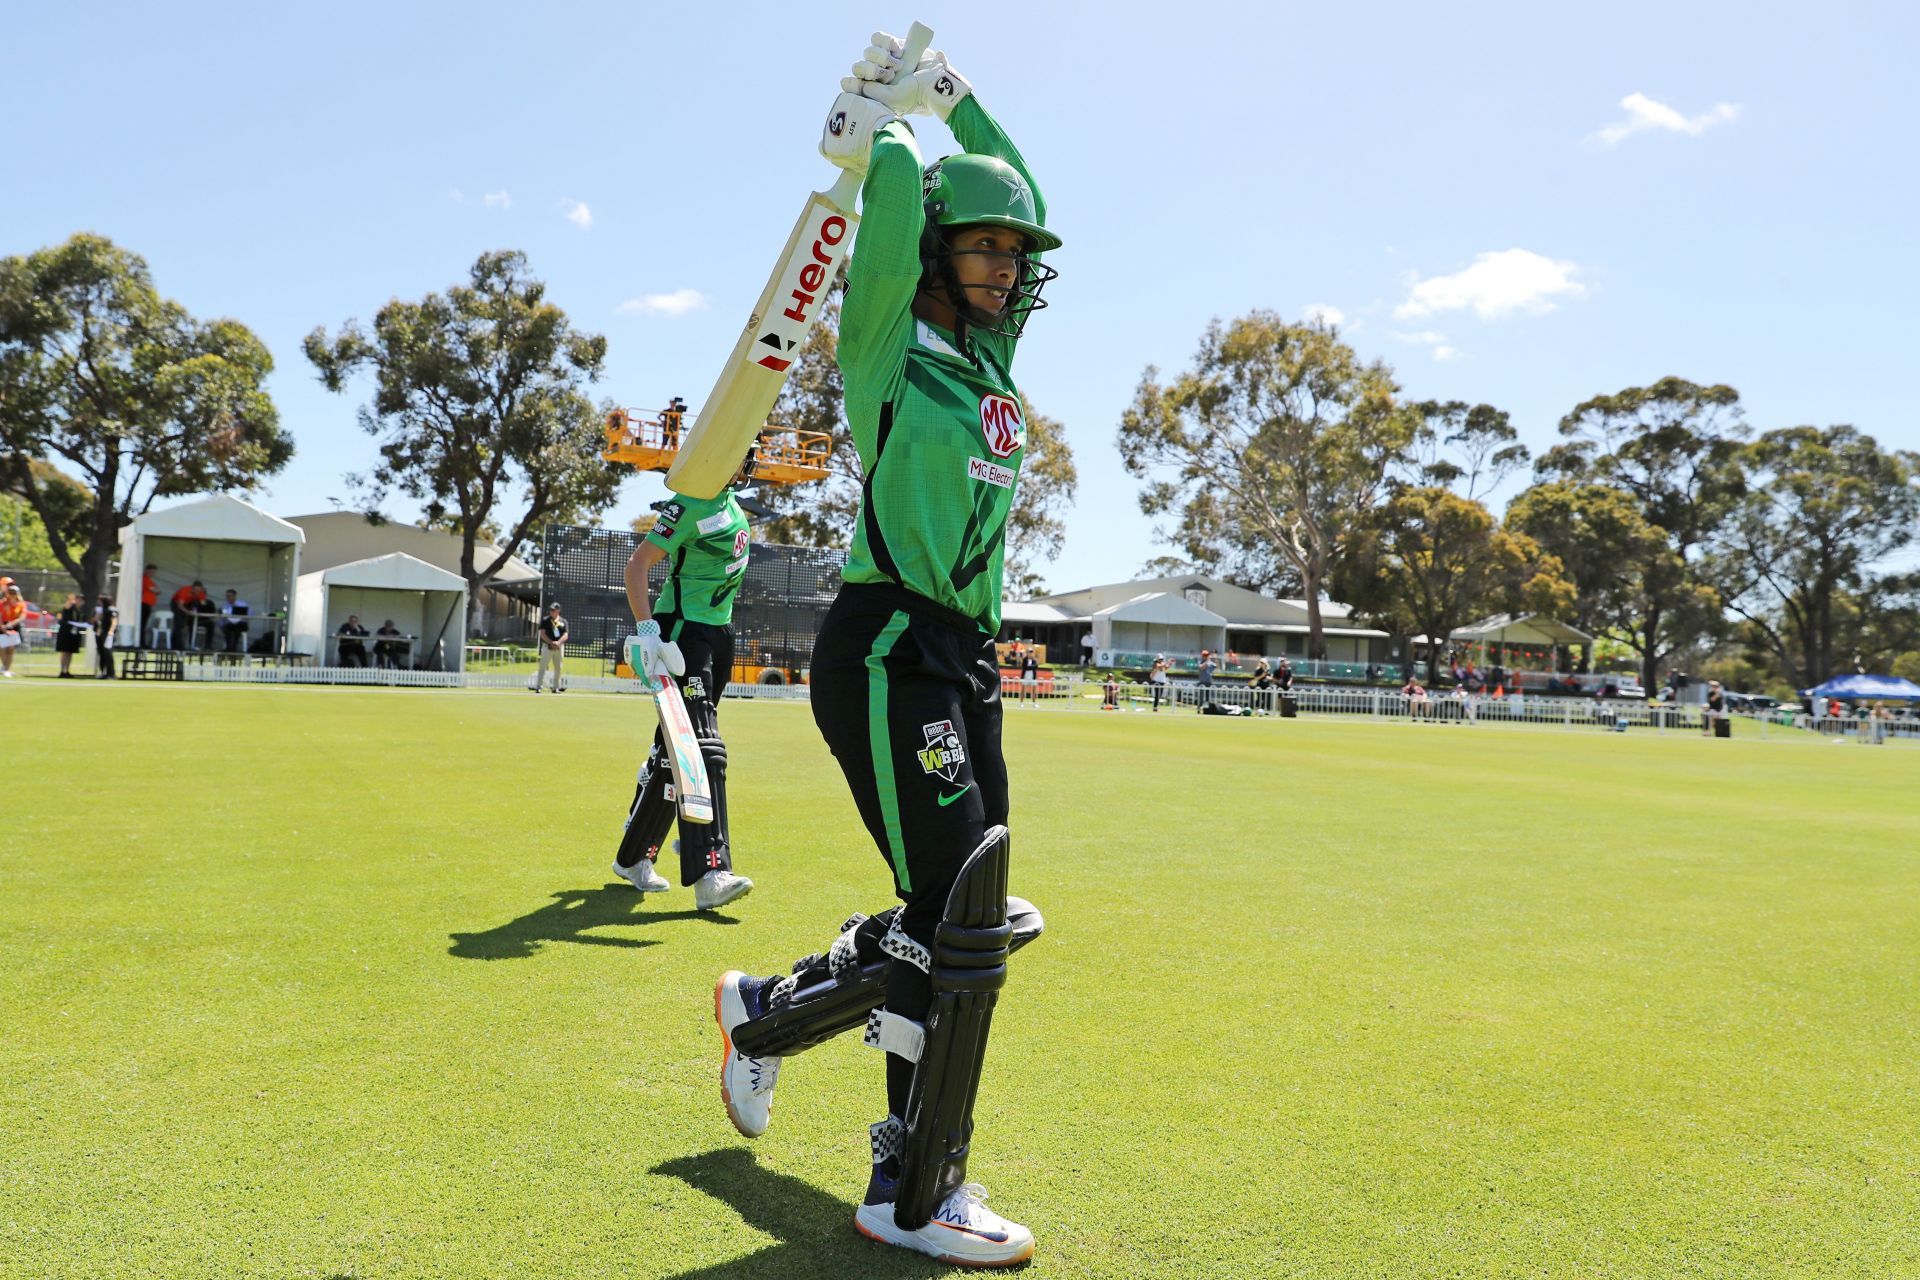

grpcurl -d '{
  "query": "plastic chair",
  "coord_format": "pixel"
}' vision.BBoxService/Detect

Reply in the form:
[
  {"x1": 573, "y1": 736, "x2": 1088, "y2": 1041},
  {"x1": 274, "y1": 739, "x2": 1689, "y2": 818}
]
[{"x1": 147, "y1": 613, "x2": 172, "y2": 649}]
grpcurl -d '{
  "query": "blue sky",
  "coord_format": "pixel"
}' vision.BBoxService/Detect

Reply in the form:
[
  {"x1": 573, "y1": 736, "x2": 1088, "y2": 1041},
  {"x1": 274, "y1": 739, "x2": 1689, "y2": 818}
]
[{"x1": 7, "y1": 1, "x2": 1915, "y2": 591}]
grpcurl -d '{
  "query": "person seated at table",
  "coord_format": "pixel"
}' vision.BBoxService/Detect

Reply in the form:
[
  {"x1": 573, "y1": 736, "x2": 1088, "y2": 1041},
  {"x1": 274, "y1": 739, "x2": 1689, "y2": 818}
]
[
  {"x1": 336, "y1": 615, "x2": 370, "y2": 667},
  {"x1": 374, "y1": 619, "x2": 406, "y2": 669},
  {"x1": 170, "y1": 580, "x2": 209, "y2": 650},
  {"x1": 218, "y1": 589, "x2": 251, "y2": 653}
]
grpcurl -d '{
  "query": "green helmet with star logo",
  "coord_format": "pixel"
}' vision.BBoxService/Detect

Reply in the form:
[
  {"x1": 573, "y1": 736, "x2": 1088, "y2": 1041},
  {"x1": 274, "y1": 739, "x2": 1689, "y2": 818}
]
[{"x1": 922, "y1": 155, "x2": 1063, "y2": 252}]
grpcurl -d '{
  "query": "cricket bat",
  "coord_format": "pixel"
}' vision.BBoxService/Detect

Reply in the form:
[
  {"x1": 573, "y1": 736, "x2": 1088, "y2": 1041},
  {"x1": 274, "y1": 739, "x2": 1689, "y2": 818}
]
[
  {"x1": 653, "y1": 672, "x2": 715, "y2": 824},
  {"x1": 664, "y1": 20, "x2": 934, "y2": 499}
]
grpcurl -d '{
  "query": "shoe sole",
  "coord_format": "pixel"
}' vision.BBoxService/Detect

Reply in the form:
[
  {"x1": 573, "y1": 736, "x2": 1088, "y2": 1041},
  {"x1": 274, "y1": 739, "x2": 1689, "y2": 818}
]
[
  {"x1": 853, "y1": 1209, "x2": 1034, "y2": 1269},
  {"x1": 611, "y1": 863, "x2": 671, "y2": 893},
  {"x1": 697, "y1": 881, "x2": 753, "y2": 911},
  {"x1": 714, "y1": 971, "x2": 764, "y2": 1139}
]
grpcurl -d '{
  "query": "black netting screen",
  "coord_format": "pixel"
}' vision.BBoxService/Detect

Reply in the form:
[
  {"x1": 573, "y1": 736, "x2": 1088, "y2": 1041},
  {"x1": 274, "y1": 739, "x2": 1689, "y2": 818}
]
[{"x1": 539, "y1": 523, "x2": 847, "y2": 679}]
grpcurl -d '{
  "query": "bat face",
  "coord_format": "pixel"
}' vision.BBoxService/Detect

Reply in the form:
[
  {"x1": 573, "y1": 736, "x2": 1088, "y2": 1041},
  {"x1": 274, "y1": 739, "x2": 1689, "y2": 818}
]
[
  {"x1": 748, "y1": 197, "x2": 853, "y2": 374},
  {"x1": 654, "y1": 674, "x2": 715, "y2": 824}
]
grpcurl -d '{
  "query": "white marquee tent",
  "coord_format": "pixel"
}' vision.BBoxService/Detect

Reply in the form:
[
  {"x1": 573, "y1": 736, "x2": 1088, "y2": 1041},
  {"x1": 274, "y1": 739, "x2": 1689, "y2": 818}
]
[
  {"x1": 116, "y1": 495, "x2": 304, "y2": 648},
  {"x1": 290, "y1": 552, "x2": 468, "y2": 671}
]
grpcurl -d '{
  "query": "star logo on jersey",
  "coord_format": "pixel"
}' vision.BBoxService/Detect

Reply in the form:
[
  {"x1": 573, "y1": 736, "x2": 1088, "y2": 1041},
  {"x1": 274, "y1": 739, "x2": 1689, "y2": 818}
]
[
  {"x1": 915, "y1": 720, "x2": 967, "y2": 783},
  {"x1": 979, "y1": 394, "x2": 1024, "y2": 458}
]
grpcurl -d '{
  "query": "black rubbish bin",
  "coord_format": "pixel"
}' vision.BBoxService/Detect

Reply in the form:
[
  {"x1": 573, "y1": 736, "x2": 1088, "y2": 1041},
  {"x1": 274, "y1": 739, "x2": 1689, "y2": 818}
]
[
  {"x1": 1280, "y1": 694, "x2": 1297, "y2": 719},
  {"x1": 1713, "y1": 716, "x2": 1731, "y2": 739}
]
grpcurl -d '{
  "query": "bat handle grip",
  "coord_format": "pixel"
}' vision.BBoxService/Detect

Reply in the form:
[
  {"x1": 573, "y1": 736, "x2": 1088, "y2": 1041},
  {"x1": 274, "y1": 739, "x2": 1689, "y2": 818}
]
[{"x1": 896, "y1": 21, "x2": 934, "y2": 74}]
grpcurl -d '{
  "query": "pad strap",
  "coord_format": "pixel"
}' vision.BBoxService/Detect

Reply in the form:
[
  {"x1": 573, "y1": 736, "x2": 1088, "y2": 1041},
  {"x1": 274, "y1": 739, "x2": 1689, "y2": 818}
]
[
  {"x1": 863, "y1": 1009, "x2": 926, "y2": 1062},
  {"x1": 870, "y1": 1115, "x2": 905, "y2": 1165},
  {"x1": 880, "y1": 921, "x2": 930, "y2": 973},
  {"x1": 828, "y1": 923, "x2": 865, "y2": 977}
]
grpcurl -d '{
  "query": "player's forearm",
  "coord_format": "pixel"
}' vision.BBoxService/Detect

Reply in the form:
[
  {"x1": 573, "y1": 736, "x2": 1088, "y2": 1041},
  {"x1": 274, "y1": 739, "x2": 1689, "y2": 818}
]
[
  {"x1": 853, "y1": 120, "x2": 928, "y2": 280},
  {"x1": 947, "y1": 97, "x2": 1046, "y2": 226},
  {"x1": 625, "y1": 545, "x2": 665, "y2": 622}
]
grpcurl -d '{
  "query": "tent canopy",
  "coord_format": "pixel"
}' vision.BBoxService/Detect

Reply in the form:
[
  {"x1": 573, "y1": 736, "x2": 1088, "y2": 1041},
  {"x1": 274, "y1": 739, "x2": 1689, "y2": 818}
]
[
  {"x1": 1449, "y1": 613, "x2": 1593, "y2": 647},
  {"x1": 291, "y1": 552, "x2": 469, "y2": 670},
  {"x1": 1803, "y1": 673, "x2": 1920, "y2": 702},
  {"x1": 116, "y1": 495, "x2": 304, "y2": 647}
]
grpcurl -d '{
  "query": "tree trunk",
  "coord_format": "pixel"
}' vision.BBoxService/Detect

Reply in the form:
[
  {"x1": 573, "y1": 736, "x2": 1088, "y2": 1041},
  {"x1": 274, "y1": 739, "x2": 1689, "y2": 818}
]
[
  {"x1": 1640, "y1": 604, "x2": 1662, "y2": 691},
  {"x1": 1303, "y1": 563, "x2": 1325, "y2": 661}
]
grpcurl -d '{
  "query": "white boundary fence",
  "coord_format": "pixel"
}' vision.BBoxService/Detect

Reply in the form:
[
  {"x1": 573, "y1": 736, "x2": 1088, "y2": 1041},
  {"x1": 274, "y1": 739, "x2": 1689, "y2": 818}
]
[{"x1": 150, "y1": 663, "x2": 1920, "y2": 745}]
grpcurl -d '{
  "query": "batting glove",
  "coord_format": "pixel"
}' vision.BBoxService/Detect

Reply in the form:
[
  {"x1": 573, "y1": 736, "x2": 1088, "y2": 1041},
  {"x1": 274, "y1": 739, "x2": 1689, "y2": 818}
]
[
  {"x1": 843, "y1": 33, "x2": 972, "y2": 121},
  {"x1": 625, "y1": 620, "x2": 686, "y2": 692},
  {"x1": 819, "y1": 92, "x2": 899, "y2": 174}
]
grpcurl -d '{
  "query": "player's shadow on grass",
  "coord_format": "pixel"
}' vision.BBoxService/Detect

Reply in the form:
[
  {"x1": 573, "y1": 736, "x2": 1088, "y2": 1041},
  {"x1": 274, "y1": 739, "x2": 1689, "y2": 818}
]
[
  {"x1": 655, "y1": 1149, "x2": 975, "y2": 1278},
  {"x1": 447, "y1": 886, "x2": 736, "y2": 960}
]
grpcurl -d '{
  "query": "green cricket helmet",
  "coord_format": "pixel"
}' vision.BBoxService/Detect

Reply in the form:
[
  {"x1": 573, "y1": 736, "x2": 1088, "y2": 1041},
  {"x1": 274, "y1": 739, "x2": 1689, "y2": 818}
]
[{"x1": 920, "y1": 154, "x2": 1061, "y2": 338}]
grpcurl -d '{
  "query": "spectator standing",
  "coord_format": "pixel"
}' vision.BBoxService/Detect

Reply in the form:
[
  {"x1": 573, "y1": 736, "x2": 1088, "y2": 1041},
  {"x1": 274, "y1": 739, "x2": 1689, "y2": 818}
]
[
  {"x1": 55, "y1": 593, "x2": 88, "y2": 678},
  {"x1": 1018, "y1": 647, "x2": 1040, "y2": 706},
  {"x1": 91, "y1": 595, "x2": 117, "y2": 678},
  {"x1": 1703, "y1": 680, "x2": 1725, "y2": 737},
  {"x1": 1080, "y1": 629, "x2": 1094, "y2": 666},
  {"x1": 532, "y1": 602, "x2": 568, "y2": 692},
  {"x1": 1197, "y1": 649, "x2": 1217, "y2": 690},
  {"x1": 1149, "y1": 653, "x2": 1170, "y2": 712},
  {"x1": 1101, "y1": 672, "x2": 1120, "y2": 711},
  {"x1": 0, "y1": 583, "x2": 25, "y2": 677},
  {"x1": 336, "y1": 615, "x2": 370, "y2": 667},
  {"x1": 374, "y1": 620, "x2": 407, "y2": 670},
  {"x1": 140, "y1": 565, "x2": 158, "y2": 642}
]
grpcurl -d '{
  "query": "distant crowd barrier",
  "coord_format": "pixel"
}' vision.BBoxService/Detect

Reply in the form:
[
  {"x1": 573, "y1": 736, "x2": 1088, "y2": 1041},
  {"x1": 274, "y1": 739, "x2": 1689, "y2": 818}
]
[{"x1": 149, "y1": 663, "x2": 1920, "y2": 744}]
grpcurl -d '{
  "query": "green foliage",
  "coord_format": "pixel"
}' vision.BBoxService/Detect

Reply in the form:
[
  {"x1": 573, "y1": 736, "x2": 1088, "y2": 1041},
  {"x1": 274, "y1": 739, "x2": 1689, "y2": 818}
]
[
  {"x1": 1709, "y1": 425, "x2": 1920, "y2": 688},
  {"x1": 0, "y1": 233, "x2": 289, "y2": 600},
  {"x1": 1530, "y1": 377, "x2": 1747, "y2": 687},
  {"x1": 1404, "y1": 399, "x2": 1530, "y2": 502},
  {"x1": 1120, "y1": 310, "x2": 1412, "y2": 655},
  {"x1": 1002, "y1": 396, "x2": 1076, "y2": 596},
  {"x1": 0, "y1": 462, "x2": 91, "y2": 569},
  {"x1": 305, "y1": 250, "x2": 617, "y2": 590},
  {"x1": 1334, "y1": 486, "x2": 1572, "y2": 681}
]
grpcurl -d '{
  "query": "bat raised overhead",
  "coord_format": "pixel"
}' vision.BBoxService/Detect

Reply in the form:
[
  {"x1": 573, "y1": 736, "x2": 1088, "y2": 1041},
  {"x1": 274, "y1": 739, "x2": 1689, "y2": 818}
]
[{"x1": 664, "y1": 21, "x2": 934, "y2": 500}]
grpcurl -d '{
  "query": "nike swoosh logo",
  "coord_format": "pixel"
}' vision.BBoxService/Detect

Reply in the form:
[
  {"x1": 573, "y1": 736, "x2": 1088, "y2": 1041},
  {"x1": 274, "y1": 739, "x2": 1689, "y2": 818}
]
[
  {"x1": 937, "y1": 785, "x2": 973, "y2": 807},
  {"x1": 931, "y1": 1219, "x2": 1011, "y2": 1243}
]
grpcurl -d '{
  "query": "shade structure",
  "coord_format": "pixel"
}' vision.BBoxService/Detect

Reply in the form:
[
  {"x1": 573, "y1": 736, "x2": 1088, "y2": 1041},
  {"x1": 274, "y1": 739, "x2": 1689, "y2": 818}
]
[
  {"x1": 1802, "y1": 673, "x2": 1920, "y2": 703},
  {"x1": 290, "y1": 553, "x2": 469, "y2": 671},
  {"x1": 115, "y1": 495, "x2": 304, "y2": 648}
]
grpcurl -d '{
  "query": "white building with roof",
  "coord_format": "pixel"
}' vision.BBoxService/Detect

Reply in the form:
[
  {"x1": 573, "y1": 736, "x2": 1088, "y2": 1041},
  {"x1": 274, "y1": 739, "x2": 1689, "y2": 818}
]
[
  {"x1": 284, "y1": 512, "x2": 542, "y2": 639},
  {"x1": 1002, "y1": 573, "x2": 1393, "y2": 669}
]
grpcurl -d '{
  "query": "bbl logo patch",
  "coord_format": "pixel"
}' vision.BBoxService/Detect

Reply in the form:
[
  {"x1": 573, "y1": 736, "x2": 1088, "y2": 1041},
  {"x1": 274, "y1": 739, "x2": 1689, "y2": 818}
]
[
  {"x1": 683, "y1": 676, "x2": 707, "y2": 702},
  {"x1": 916, "y1": 720, "x2": 966, "y2": 781}
]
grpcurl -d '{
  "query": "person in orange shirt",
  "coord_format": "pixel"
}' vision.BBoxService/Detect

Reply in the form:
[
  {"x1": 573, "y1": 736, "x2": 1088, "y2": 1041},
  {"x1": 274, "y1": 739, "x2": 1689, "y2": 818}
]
[
  {"x1": 0, "y1": 583, "x2": 26, "y2": 678},
  {"x1": 140, "y1": 564, "x2": 158, "y2": 642},
  {"x1": 170, "y1": 580, "x2": 209, "y2": 651}
]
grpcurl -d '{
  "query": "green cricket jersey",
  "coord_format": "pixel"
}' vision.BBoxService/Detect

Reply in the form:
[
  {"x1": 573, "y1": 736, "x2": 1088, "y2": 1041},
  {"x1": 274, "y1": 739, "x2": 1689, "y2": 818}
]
[
  {"x1": 646, "y1": 491, "x2": 750, "y2": 626},
  {"x1": 837, "y1": 97, "x2": 1048, "y2": 635}
]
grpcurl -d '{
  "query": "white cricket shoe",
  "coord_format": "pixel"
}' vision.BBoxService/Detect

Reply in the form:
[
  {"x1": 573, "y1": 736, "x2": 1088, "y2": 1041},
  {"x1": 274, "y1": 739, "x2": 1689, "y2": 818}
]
[
  {"x1": 611, "y1": 859, "x2": 670, "y2": 892},
  {"x1": 714, "y1": 970, "x2": 780, "y2": 1137},
  {"x1": 694, "y1": 868, "x2": 752, "y2": 911},
  {"x1": 855, "y1": 1182, "x2": 1035, "y2": 1269}
]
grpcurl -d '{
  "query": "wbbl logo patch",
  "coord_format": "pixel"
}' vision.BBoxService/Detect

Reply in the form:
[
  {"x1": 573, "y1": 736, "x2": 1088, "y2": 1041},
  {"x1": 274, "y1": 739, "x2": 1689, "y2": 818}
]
[{"x1": 916, "y1": 720, "x2": 966, "y2": 781}]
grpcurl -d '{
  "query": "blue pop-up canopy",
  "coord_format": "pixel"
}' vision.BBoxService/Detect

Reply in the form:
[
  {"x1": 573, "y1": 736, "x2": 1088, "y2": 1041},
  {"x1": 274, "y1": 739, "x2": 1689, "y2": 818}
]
[{"x1": 1803, "y1": 673, "x2": 1920, "y2": 702}]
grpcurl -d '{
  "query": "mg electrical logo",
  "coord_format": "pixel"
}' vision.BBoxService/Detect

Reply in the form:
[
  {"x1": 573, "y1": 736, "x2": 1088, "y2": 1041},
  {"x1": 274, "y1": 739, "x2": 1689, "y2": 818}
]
[{"x1": 979, "y1": 394, "x2": 1024, "y2": 458}]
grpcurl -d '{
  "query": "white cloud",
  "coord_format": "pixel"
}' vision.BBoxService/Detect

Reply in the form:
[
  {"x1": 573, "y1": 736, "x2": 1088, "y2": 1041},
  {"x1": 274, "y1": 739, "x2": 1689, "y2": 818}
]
[
  {"x1": 1389, "y1": 329, "x2": 1460, "y2": 362},
  {"x1": 564, "y1": 200, "x2": 592, "y2": 230},
  {"x1": 483, "y1": 190, "x2": 512, "y2": 209},
  {"x1": 448, "y1": 187, "x2": 465, "y2": 203},
  {"x1": 1594, "y1": 92, "x2": 1740, "y2": 147},
  {"x1": 1302, "y1": 303, "x2": 1345, "y2": 328},
  {"x1": 618, "y1": 289, "x2": 709, "y2": 317},
  {"x1": 1395, "y1": 249, "x2": 1585, "y2": 320}
]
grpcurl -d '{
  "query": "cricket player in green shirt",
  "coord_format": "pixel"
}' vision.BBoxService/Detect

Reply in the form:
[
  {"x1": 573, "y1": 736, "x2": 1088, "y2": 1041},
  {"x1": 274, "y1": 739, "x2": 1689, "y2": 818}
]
[
  {"x1": 614, "y1": 449, "x2": 757, "y2": 911},
  {"x1": 709, "y1": 33, "x2": 1057, "y2": 1267}
]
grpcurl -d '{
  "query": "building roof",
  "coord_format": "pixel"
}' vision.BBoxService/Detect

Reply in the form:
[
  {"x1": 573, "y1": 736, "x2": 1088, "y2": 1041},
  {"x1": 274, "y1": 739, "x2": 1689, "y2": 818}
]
[
  {"x1": 127, "y1": 494, "x2": 305, "y2": 545},
  {"x1": 1025, "y1": 573, "x2": 1366, "y2": 628},
  {"x1": 1449, "y1": 613, "x2": 1594, "y2": 646},
  {"x1": 285, "y1": 512, "x2": 539, "y2": 587},
  {"x1": 1000, "y1": 600, "x2": 1075, "y2": 626},
  {"x1": 1093, "y1": 591, "x2": 1229, "y2": 626},
  {"x1": 299, "y1": 552, "x2": 470, "y2": 594}
]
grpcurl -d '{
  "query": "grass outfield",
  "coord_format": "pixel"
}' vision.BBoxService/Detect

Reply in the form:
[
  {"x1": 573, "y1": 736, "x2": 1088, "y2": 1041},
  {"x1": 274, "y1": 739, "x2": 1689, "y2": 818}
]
[{"x1": 4, "y1": 684, "x2": 1917, "y2": 1279}]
